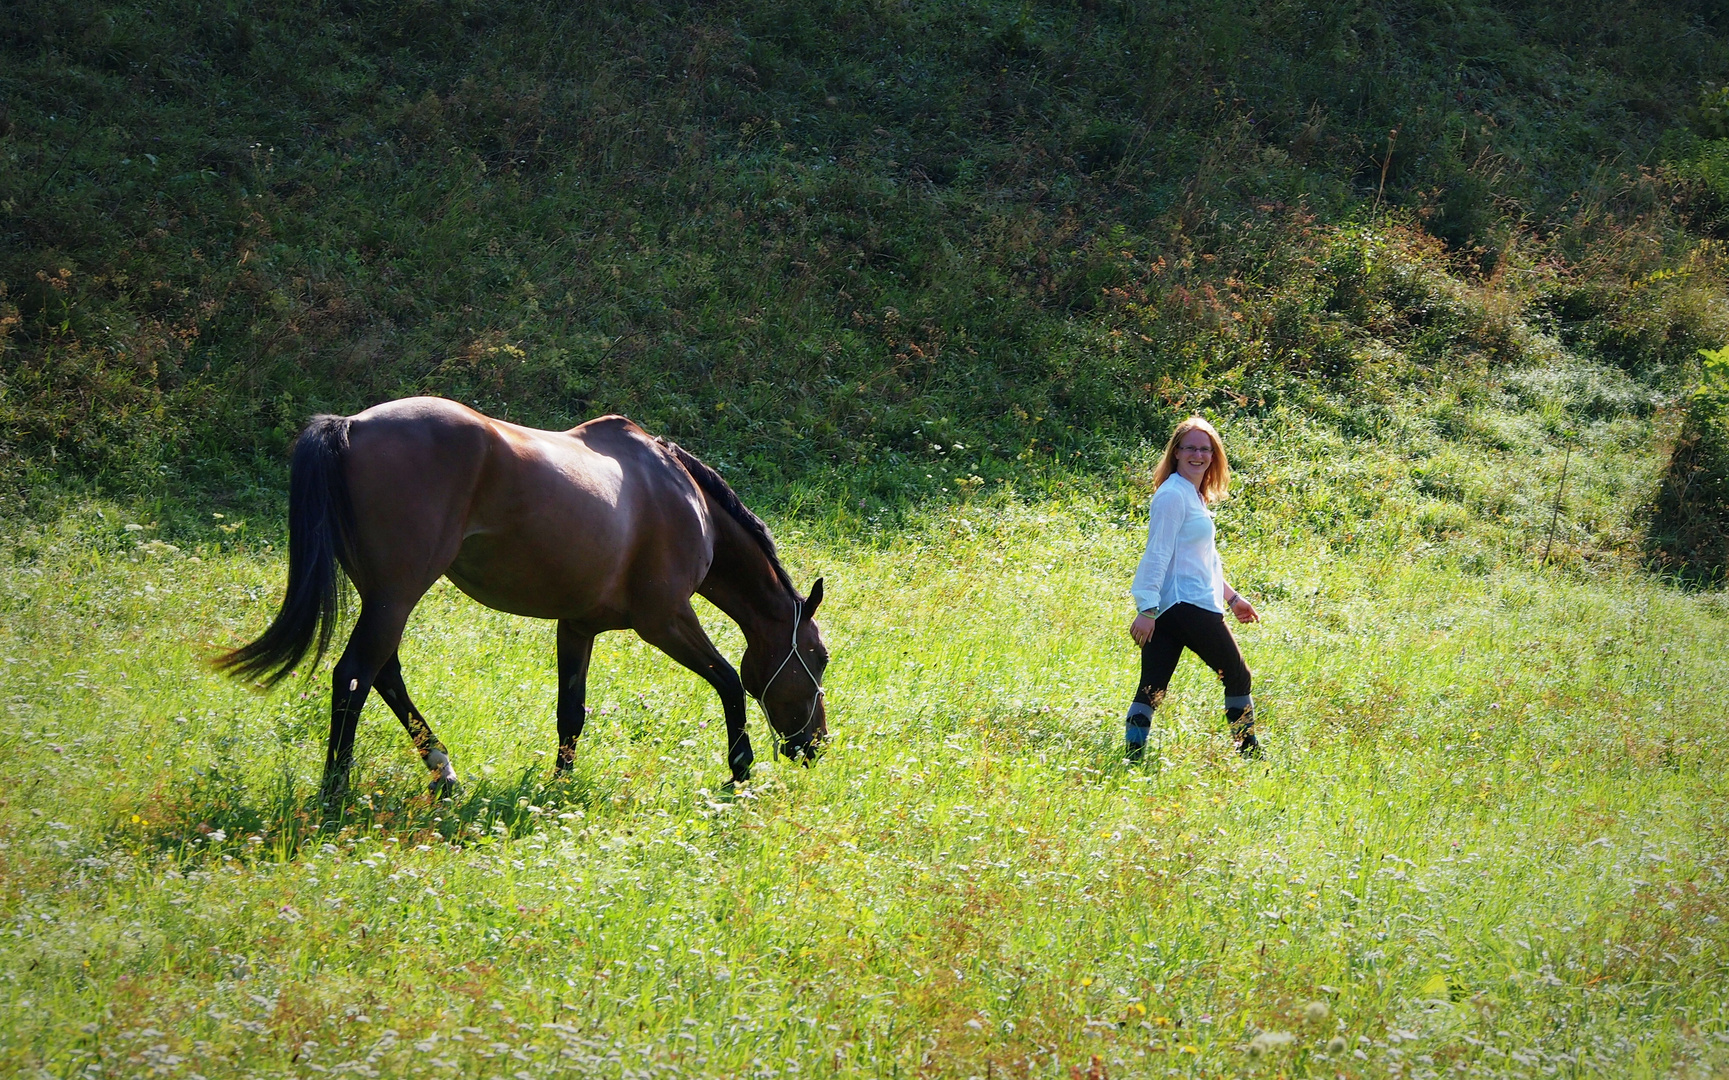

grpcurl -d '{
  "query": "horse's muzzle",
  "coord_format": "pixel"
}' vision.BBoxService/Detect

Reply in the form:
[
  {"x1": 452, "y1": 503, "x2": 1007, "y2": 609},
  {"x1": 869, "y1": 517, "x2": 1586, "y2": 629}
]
[{"x1": 779, "y1": 737, "x2": 825, "y2": 765}]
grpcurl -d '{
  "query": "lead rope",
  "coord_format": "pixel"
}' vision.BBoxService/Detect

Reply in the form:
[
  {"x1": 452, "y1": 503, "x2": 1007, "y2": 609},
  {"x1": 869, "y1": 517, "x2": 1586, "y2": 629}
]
[{"x1": 752, "y1": 598, "x2": 825, "y2": 744}]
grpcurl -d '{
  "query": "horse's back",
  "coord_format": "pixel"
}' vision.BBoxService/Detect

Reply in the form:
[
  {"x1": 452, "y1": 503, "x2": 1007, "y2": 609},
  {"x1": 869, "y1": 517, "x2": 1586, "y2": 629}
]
[
  {"x1": 566, "y1": 414, "x2": 707, "y2": 518},
  {"x1": 339, "y1": 399, "x2": 710, "y2": 624}
]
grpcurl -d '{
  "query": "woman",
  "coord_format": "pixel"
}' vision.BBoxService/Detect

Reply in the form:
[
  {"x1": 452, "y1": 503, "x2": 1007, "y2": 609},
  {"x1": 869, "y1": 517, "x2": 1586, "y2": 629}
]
[{"x1": 1125, "y1": 416, "x2": 1261, "y2": 760}]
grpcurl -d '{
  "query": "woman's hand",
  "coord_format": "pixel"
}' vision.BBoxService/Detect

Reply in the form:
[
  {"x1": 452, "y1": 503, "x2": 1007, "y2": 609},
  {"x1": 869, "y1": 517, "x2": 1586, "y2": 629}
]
[
  {"x1": 1130, "y1": 613, "x2": 1157, "y2": 646},
  {"x1": 1228, "y1": 595, "x2": 1260, "y2": 623}
]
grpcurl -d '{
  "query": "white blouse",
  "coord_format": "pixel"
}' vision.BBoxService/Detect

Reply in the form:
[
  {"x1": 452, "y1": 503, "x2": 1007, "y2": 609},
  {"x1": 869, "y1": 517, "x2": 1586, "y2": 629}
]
[{"x1": 1129, "y1": 473, "x2": 1226, "y2": 617}]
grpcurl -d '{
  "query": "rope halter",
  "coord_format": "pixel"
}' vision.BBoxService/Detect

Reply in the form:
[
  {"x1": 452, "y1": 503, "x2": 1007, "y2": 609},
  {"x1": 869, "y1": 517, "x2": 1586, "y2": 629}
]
[{"x1": 751, "y1": 597, "x2": 825, "y2": 754}]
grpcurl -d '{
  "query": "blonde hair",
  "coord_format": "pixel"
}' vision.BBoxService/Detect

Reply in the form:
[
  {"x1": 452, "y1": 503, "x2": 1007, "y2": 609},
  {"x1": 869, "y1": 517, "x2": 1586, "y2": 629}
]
[{"x1": 1151, "y1": 416, "x2": 1231, "y2": 504}]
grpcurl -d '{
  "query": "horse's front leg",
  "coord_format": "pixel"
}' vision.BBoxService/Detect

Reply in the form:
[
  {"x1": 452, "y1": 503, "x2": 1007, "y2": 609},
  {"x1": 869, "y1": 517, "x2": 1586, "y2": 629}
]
[
  {"x1": 374, "y1": 653, "x2": 459, "y2": 797},
  {"x1": 555, "y1": 620, "x2": 595, "y2": 772},
  {"x1": 633, "y1": 605, "x2": 752, "y2": 784}
]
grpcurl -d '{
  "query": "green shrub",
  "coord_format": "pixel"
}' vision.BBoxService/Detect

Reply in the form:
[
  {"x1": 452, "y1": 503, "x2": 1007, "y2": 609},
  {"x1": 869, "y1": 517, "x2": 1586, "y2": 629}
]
[
  {"x1": 1689, "y1": 85, "x2": 1729, "y2": 140},
  {"x1": 1650, "y1": 345, "x2": 1729, "y2": 584},
  {"x1": 1661, "y1": 87, "x2": 1729, "y2": 236},
  {"x1": 1665, "y1": 136, "x2": 1729, "y2": 237}
]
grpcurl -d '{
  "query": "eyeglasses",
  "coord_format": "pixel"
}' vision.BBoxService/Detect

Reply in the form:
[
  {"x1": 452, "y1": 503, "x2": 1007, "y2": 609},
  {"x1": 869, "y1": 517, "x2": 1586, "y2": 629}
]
[{"x1": 1176, "y1": 443, "x2": 1214, "y2": 455}]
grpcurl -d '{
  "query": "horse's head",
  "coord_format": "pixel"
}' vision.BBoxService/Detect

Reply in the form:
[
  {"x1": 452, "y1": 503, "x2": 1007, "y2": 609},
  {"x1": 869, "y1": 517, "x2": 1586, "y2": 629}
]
[{"x1": 744, "y1": 577, "x2": 829, "y2": 762}]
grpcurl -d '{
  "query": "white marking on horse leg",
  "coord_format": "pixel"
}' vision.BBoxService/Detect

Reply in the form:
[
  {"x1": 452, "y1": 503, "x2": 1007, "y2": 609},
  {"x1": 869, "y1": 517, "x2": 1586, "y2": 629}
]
[{"x1": 424, "y1": 748, "x2": 458, "y2": 784}]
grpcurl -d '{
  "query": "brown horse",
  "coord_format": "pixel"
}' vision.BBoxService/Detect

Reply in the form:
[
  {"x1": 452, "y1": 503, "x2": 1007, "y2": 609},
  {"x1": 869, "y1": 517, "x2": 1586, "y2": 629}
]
[{"x1": 216, "y1": 397, "x2": 827, "y2": 800}]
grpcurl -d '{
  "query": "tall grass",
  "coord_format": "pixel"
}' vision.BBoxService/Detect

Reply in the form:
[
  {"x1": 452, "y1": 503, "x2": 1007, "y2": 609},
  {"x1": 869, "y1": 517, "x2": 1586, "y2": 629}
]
[{"x1": 2, "y1": 465, "x2": 1725, "y2": 1076}]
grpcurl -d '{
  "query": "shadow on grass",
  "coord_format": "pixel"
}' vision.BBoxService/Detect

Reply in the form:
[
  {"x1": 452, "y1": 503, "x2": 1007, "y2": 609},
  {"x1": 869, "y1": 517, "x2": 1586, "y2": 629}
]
[
  {"x1": 133, "y1": 758, "x2": 621, "y2": 863},
  {"x1": 1646, "y1": 379, "x2": 1729, "y2": 590}
]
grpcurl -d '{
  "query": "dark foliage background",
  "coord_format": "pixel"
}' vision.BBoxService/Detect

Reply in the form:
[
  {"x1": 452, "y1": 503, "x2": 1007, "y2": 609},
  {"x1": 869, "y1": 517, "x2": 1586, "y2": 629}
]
[{"x1": 3, "y1": 0, "x2": 1728, "y2": 575}]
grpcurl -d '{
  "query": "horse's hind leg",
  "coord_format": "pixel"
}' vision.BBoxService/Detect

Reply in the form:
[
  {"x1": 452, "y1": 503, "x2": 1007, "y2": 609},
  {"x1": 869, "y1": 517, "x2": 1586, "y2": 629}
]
[
  {"x1": 374, "y1": 653, "x2": 460, "y2": 797},
  {"x1": 323, "y1": 600, "x2": 412, "y2": 804},
  {"x1": 555, "y1": 621, "x2": 595, "y2": 772}
]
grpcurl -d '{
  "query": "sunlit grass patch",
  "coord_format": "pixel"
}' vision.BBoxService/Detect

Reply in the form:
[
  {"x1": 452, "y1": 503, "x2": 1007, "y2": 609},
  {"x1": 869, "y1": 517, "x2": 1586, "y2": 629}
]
[{"x1": 1, "y1": 497, "x2": 1726, "y2": 1077}]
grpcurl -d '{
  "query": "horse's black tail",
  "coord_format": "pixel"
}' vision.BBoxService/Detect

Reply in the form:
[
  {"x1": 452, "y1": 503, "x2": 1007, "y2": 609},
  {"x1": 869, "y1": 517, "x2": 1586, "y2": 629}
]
[{"x1": 214, "y1": 415, "x2": 357, "y2": 687}]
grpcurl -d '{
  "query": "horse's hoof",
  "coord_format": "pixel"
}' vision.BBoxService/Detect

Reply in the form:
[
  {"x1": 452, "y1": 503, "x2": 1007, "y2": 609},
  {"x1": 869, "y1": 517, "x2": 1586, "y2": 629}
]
[{"x1": 424, "y1": 749, "x2": 460, "y2": 797}]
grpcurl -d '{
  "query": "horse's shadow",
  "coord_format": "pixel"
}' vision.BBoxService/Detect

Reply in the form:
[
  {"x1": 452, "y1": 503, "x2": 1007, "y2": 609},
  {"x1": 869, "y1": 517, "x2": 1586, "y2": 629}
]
[{"x1": 138, "y1": 758, "x2": 622, "y2": 863}]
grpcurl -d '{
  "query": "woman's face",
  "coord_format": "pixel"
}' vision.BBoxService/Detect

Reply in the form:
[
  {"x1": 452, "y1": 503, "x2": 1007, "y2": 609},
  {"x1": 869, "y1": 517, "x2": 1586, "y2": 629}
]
[{"x1": 1174, "y1": 431, "x2": 1215, "y2": 487}]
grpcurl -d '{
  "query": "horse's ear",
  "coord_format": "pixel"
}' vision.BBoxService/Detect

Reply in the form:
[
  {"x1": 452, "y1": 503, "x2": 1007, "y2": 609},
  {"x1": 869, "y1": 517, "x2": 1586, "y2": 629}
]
[{"x1": 805, "y1": 577, "x2": 824, "y2": 619}]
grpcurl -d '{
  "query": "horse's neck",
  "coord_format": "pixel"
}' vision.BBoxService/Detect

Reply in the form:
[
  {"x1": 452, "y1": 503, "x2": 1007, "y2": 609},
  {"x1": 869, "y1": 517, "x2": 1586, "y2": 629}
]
[{"x1": 697, "y1": 510, "x2": 794, "y2": 641}]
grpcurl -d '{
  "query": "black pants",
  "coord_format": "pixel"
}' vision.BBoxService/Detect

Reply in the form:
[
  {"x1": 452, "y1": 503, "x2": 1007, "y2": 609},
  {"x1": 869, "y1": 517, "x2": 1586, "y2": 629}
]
[{"x1": 1127, "y1": 602, "x2": 1253, "y2": 743}]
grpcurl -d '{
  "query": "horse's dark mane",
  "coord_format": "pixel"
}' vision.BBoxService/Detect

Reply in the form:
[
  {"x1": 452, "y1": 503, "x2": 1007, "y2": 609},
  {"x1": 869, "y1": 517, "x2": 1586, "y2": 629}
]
[{"x1": 664, "y1": 441, "x2": 798, "y2": 597}]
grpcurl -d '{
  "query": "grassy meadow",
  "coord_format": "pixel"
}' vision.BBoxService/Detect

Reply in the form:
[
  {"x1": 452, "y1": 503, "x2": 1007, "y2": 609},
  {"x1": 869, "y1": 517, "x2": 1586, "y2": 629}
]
[
  {"x1": 3, "y1": 412, "x2": 1728, "y2": 1079},
  {"x1": 7, "y1": 1, "x2": 1729, "y2": 1076}
]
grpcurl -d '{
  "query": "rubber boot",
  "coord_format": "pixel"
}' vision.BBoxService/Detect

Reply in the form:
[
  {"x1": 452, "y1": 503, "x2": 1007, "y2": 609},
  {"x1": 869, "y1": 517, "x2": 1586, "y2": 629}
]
[
  {"x1": 1228, "y1": 708, "x2": 1261, "y2": 759},
  {"x1": 1125, "y1": 702, "x2": 1153, "y2": 763}
]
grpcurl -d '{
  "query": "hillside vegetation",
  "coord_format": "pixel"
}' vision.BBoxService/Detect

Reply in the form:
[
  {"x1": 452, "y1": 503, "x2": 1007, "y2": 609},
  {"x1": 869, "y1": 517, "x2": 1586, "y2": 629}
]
[{"x1": 3, "y1": 0, "x2": 1729, "y2": 578}]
